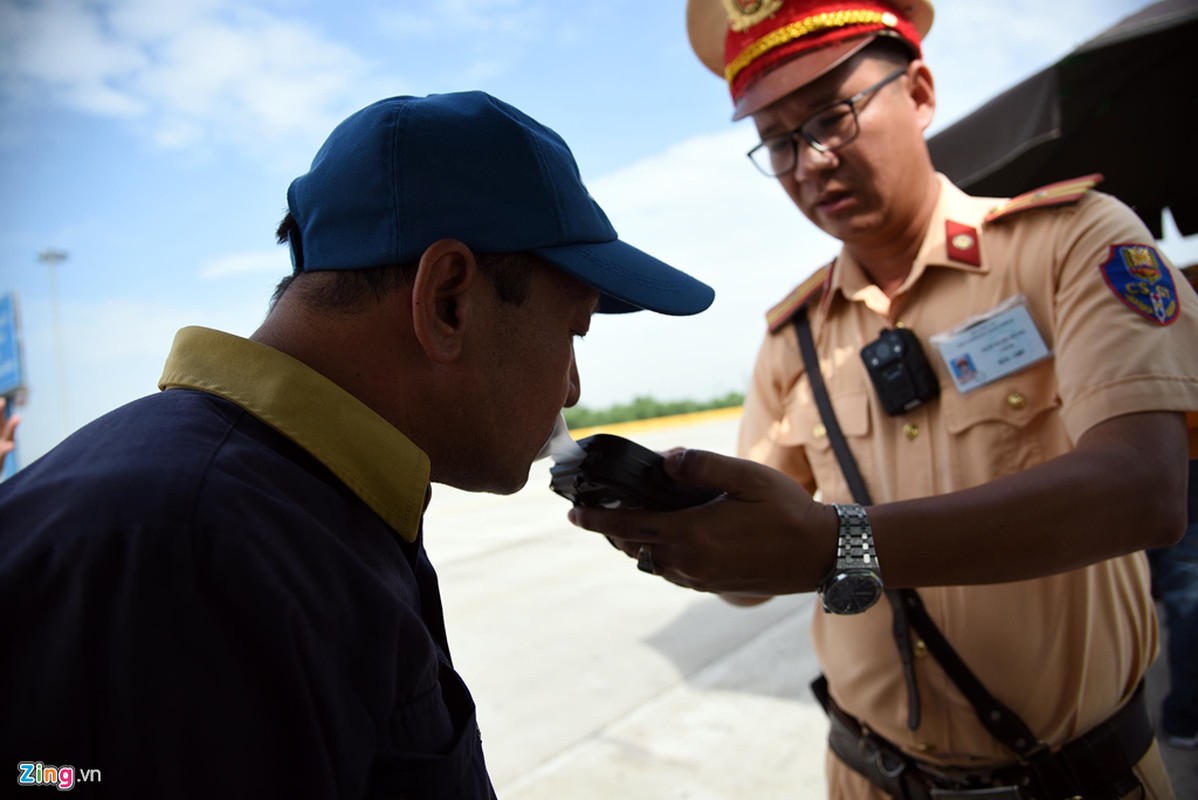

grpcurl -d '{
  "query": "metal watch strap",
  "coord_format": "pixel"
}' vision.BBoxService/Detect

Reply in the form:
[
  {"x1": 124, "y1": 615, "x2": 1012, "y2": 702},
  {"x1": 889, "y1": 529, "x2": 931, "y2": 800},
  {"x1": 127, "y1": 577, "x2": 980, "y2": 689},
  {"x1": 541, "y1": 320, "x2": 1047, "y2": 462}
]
[{"x1": 832, "y1": 503, "x2": 876, "y2": 572}]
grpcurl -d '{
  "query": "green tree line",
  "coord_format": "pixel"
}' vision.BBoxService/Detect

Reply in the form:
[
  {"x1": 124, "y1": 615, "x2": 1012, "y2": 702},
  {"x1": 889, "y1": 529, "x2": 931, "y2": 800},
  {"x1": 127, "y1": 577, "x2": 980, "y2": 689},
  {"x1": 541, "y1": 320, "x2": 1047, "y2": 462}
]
[{"x1": 564, "y1": 391, "x2": 744, "y2": 429}]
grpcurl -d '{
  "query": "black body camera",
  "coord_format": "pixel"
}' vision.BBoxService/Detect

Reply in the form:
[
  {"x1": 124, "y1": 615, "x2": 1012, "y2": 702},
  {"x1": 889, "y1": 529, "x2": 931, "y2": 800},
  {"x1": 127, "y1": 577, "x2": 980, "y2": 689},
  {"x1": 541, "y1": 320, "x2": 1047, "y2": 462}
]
[
  {"x1": 549, "y1": 434, "x2": 720, "y2": 511},
  {"x1": 860, "y1": 328, "x2": 940, "y2": 415}
]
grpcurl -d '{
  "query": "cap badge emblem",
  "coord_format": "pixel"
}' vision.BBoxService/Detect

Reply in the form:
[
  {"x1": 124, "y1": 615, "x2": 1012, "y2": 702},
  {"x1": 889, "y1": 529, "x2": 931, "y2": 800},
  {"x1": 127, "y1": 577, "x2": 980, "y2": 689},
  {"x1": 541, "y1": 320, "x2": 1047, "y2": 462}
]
[{"x1": 721, "y1": 0, "x2": 784, "y2": 32}]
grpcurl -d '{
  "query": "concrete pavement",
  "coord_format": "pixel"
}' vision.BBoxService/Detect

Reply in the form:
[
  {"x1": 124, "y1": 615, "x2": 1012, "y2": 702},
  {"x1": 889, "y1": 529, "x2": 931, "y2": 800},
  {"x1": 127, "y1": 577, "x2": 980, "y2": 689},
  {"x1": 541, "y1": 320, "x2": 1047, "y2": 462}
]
[
  {"x1": 423, "y1": 413, "x2": 1196, "y2": 798},
  {"x1": 426, "y1": 414, "x2": 829, "y2": 797}
]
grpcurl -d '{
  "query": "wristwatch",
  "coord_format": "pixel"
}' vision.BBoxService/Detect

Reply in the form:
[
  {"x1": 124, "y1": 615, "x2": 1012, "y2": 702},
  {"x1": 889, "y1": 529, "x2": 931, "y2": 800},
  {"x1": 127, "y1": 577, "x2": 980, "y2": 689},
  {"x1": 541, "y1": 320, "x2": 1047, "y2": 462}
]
[{"x1": 819, "y1": 503, "x2": 884, "y2": 615}]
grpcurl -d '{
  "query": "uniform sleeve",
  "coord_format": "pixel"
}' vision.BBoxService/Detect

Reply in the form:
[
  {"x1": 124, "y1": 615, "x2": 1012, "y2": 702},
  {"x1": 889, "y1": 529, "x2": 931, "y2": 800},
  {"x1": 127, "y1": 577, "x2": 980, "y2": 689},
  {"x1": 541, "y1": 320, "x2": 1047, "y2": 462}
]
[
  {"x1": 1048, "y1": 194, "x2": 1198, "y2": 441},
  {"x1": 737, "y1": 324, "x2": 819, "y2": 494}
]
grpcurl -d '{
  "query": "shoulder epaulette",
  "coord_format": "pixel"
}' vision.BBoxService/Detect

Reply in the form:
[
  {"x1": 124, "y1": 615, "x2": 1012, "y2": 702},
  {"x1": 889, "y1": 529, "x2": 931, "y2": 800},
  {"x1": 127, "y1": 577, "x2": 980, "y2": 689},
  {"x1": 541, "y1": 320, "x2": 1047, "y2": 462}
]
[
  {"x1": 984, "y1": 173, "x2": 1104, "y2": 224},
  {"x1": 766, "y1": 264, "x2": 831, "y2": 333}
]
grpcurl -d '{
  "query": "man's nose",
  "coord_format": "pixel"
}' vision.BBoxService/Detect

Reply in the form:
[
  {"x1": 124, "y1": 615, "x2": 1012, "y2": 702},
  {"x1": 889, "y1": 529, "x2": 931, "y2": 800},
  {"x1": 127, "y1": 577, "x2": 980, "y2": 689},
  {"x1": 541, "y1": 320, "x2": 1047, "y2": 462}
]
[
  {"x1": 792, "y1": 137, "x2": 838, "y2": 181},
  {"x1": 564, "y1": 351, "x2": 581, "y2": 408}
]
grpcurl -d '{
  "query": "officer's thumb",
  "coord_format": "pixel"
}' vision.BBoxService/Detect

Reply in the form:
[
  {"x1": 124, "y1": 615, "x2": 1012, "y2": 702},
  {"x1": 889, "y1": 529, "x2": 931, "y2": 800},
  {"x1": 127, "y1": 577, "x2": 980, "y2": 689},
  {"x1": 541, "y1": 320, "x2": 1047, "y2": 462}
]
[{"x1": 662, "y1": 448, "x2": 765, "y2": 497}]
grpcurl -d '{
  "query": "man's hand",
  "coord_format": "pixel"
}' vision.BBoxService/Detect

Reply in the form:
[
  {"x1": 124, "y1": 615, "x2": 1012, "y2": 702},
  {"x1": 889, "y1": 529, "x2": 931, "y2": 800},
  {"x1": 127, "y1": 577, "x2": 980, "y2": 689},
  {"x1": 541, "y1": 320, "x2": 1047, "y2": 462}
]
[{"x1": 567, "y1": 448, "x2": 838, "y2": 598}]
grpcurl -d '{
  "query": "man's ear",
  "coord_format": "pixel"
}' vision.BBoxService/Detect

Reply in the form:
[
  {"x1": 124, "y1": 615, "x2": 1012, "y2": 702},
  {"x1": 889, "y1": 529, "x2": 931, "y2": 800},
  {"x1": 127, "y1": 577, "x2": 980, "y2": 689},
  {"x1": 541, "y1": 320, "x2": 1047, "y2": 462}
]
[
  {"x1": 411, "y1": 239, "x2": 480, "y2": 363},
  {"x1": 908, "y1": 59, "x2": 936, "y2": 133}
]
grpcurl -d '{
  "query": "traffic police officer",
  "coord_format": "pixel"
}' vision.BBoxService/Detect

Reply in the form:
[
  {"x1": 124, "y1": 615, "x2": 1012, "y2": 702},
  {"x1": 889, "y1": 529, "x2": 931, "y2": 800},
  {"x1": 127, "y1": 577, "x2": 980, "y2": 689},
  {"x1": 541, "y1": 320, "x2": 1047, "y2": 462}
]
[{"x1": 569, "y1": 1, "x2": 1198, "y2": 797}]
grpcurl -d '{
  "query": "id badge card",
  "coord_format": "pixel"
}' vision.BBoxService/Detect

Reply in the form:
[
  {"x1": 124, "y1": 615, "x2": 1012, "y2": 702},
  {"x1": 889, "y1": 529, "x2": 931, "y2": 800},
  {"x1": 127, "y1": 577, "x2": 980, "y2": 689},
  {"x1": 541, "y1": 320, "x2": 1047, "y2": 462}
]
[{"x1": 930, "y1": 295, "x2": 1051, "y2": 394}]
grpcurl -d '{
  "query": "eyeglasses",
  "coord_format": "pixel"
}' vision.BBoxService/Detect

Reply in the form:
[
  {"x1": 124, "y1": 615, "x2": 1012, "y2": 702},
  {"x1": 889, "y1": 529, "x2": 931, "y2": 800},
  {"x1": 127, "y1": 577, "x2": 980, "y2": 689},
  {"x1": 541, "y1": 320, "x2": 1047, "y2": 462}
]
[{"x1": 746, "y1": 67, "x2": 908, "y2": 177}]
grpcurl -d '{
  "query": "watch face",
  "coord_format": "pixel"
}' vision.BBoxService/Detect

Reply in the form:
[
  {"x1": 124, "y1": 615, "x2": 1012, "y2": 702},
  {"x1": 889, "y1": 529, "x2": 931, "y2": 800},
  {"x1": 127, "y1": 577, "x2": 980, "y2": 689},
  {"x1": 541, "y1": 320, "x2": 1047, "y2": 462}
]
[{"x1": 822, "y1": 571, "x2": 883, "y2": 615}]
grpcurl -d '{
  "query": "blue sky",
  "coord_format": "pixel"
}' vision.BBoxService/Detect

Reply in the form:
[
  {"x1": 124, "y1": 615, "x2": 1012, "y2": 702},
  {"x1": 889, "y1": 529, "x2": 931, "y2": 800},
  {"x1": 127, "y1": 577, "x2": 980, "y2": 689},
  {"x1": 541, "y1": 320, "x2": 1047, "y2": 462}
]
[{"x1": 1, "y1": 0, "x2": 1192, "y2": 471}]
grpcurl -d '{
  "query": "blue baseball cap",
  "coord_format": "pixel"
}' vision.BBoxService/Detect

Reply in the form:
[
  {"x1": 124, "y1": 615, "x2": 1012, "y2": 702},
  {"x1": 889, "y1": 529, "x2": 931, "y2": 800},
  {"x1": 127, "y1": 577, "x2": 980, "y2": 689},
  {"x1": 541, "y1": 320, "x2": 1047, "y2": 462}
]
[{"x1": 285, "y1": 91, "x2": 714, "y2": 316}]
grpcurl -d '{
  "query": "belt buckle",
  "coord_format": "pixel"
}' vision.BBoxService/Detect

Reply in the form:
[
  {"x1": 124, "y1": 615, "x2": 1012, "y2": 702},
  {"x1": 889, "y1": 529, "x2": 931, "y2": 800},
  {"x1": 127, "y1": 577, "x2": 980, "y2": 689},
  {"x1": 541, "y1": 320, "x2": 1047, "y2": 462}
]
[{"x1": 929, "y1": 787, "x2": 1023, "y2": 799}]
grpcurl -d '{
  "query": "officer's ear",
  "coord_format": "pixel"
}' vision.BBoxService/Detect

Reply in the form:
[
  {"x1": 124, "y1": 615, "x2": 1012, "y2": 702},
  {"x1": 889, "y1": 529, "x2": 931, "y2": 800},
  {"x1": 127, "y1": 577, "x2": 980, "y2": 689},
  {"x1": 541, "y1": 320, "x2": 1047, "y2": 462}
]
[
  {"x1": 411, "y1": 239, "x2": 480, "y2": 363},
  {"x1": 908, "y1": 59, "x2": 936, "y2": 132}
]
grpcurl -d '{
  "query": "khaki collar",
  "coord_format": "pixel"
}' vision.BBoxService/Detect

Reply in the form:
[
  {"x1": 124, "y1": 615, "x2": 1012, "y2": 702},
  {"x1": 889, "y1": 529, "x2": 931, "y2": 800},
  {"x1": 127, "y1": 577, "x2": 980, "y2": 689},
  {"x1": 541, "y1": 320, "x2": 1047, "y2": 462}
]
[
  {"x1": 158, "y1": 326, "x2": 430, "y2": 542},
  {"x1": 820, "y1": 174, "x2": 997, "y2": 319}
]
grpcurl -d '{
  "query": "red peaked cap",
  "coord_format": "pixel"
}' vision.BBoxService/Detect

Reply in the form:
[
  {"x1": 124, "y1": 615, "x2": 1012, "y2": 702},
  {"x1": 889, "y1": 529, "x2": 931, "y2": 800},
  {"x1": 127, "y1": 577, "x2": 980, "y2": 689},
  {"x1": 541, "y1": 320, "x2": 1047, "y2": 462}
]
[{"x1": 688, "y1": 0, "x2": 934, "y2": 120}]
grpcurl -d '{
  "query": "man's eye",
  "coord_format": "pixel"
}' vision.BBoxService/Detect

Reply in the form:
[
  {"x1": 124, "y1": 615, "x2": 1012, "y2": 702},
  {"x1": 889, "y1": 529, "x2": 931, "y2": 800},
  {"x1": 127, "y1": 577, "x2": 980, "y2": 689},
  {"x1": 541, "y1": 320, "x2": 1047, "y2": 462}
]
[
  {"x1": 810, "y1": 108, "x2": 850, "y2": 134},
  {"x1": 765, "y1": 137, "x2": 791, "y2": 154}
]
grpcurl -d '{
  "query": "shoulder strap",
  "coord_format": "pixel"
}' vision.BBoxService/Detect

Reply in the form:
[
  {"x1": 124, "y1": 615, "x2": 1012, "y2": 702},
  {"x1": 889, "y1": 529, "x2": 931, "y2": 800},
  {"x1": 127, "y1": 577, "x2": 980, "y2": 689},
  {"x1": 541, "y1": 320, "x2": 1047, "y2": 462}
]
[
  {"x1": 793, "y1": 306, "x2": 871, "y2": 504},
  {"x1": 896, "y1": 591, "x2": 1045, "y2": 759},
  {"x1": 793, "y1": 309, "x2": 1043, "y2": 757},
  {"x1": 984, "y1": 173, "x2": 1103, "y2": 224},
  {"x1": 794, "y1": 307, "x2": 921, "y2": 729}
]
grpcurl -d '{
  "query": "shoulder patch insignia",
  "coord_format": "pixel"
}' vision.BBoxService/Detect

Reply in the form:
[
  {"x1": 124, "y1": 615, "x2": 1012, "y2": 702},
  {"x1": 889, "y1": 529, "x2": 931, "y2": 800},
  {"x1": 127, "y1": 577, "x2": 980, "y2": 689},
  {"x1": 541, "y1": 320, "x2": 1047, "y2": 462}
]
[
  {"x1": 984, "y1": 173, "x2": 1104, "y2": 224},
  {"x1": 1100, "y1": 244, "x2": 1180, "y2": 326},
  {"x1": 766, "y1": 264, "x2": 831, "y2": 333}
]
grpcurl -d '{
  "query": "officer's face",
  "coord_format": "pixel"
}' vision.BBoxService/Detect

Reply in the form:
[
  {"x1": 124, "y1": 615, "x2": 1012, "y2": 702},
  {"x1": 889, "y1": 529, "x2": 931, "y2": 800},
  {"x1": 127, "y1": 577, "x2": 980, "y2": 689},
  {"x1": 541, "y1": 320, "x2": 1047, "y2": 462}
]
[{"x1": 751, "y1": 53, "x2": 937, "y2": 247}]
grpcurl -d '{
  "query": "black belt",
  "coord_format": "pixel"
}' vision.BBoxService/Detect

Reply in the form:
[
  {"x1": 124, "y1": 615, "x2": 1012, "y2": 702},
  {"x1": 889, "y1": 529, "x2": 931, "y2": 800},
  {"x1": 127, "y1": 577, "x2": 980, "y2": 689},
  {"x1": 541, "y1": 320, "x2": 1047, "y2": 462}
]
[{"x1": 814, "y1": 676, "x2": 1152, "y2": 800}]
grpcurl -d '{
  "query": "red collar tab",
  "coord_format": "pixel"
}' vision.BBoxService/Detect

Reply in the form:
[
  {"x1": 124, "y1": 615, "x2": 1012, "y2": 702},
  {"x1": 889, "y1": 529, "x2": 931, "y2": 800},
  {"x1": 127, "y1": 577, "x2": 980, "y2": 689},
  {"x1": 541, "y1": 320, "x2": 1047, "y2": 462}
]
[{"x1": 945, "y1": 220, "x2": 981, "y2": 267}]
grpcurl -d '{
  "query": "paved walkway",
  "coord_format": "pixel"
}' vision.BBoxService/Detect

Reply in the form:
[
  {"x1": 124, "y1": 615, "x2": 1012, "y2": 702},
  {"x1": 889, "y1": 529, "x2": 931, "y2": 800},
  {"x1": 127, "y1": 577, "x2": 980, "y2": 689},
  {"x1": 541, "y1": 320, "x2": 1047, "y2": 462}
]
[{"x1": 424, "y1": 413, "x2": 1196, "y2": 798}]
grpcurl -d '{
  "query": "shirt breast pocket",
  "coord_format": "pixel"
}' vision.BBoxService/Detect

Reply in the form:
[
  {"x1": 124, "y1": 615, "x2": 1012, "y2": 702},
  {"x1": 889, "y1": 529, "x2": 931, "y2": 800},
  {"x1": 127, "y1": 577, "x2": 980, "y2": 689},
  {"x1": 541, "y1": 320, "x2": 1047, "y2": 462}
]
[
  {"x1": 372, "y1": 663, "x2": 493, "y2": 798},
  {"x1": 940, "y1": 358, "x2": 1063, "y2": 484},
  {"x1": 778, "y1": 389, "x2": 872, "y2": 502}
]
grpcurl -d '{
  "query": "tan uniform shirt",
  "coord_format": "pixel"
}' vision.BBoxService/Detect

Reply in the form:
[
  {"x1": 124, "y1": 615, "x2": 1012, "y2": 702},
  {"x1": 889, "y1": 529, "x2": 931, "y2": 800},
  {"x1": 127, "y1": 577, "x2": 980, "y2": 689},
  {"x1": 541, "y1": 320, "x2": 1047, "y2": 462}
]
[{"x1": 739, "y1": 176, "x2": 1198, "y2": 775}]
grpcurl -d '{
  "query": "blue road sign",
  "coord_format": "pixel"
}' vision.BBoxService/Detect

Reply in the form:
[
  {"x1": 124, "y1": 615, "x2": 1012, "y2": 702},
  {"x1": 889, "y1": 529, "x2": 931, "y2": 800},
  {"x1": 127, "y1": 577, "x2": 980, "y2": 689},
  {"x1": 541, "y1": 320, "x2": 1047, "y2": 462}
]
[{"x1": 0, "y1": 292, "x2": 24, "y2": 396}]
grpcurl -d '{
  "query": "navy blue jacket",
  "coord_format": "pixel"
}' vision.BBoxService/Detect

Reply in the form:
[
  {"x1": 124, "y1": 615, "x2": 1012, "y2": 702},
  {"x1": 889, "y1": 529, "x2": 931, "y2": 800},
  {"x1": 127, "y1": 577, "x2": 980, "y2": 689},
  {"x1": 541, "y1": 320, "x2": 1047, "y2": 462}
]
[{"x1": 0, "y1": 389, "x2": 495, "y2": 798}]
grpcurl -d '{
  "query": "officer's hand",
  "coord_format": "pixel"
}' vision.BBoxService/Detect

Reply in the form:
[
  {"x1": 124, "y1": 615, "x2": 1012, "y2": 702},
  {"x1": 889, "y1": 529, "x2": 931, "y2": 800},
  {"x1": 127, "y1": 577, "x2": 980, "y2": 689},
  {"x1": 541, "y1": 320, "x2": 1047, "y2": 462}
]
[{"x1": 567, "y1": 448, "x2": 838, "y2": 597}]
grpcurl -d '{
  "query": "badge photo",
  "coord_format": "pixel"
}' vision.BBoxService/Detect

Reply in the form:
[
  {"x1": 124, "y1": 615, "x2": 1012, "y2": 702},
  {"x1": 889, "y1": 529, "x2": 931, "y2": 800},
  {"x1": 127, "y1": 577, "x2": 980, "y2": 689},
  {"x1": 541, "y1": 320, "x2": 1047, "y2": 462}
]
[{"x1": 930, "y1": 295, "x2": 1051, "y2": 395}]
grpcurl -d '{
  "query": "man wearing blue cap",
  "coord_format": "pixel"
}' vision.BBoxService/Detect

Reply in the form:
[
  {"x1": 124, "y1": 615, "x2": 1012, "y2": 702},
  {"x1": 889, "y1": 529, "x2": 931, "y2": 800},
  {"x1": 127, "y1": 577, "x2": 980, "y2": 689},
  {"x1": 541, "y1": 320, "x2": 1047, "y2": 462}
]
[{"x1": 0, "y1": 91, "x2": 712, "y2": 798}]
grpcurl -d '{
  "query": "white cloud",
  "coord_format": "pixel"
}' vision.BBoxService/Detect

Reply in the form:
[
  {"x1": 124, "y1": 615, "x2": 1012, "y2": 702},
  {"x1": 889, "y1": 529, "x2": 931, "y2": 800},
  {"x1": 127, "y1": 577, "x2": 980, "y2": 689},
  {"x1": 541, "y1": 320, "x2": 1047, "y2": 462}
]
[
  {"x1": 0, "y1": 0, "x2": 148, "y2": 116},
  {"x1": 591, "y1": 126, "x2": 839, "y2": 304},
  {"x1": 199, "y1": 249, "x2": 291, "y2": 279},
  {"x1": 576, "y1": 127, "x2": 840, "y2": 408},
  {"x1": 379, "y1": 0, "x2": 544, "y2": 37},
  {"x1": 13, "y1": 291, "x2": 271, "y2": 464},
  {"x1": 0, "y1": 0, "x2": 382, "y2": 159},
  {"x1": 373, "y1": 0, "x2": 565, "y2": 83},
  {"x1": 103, "y1": 0, "x2": 227, "y2": 40}
]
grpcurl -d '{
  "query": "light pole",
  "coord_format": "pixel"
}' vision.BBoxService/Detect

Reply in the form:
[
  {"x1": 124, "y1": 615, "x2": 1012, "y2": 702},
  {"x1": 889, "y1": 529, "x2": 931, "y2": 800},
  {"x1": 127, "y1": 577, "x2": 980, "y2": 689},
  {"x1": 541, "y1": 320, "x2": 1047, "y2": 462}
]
[{"x1": 37, "y1": 248, "x2": 70, "y2": 439}]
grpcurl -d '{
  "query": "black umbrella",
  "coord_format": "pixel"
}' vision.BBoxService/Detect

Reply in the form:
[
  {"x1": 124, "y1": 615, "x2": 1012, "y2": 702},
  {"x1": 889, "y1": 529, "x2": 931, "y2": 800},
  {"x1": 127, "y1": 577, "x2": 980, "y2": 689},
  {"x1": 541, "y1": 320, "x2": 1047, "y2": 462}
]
[{"x1": 927, "y1": 0, "x2": 1198, "y2": 238}]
